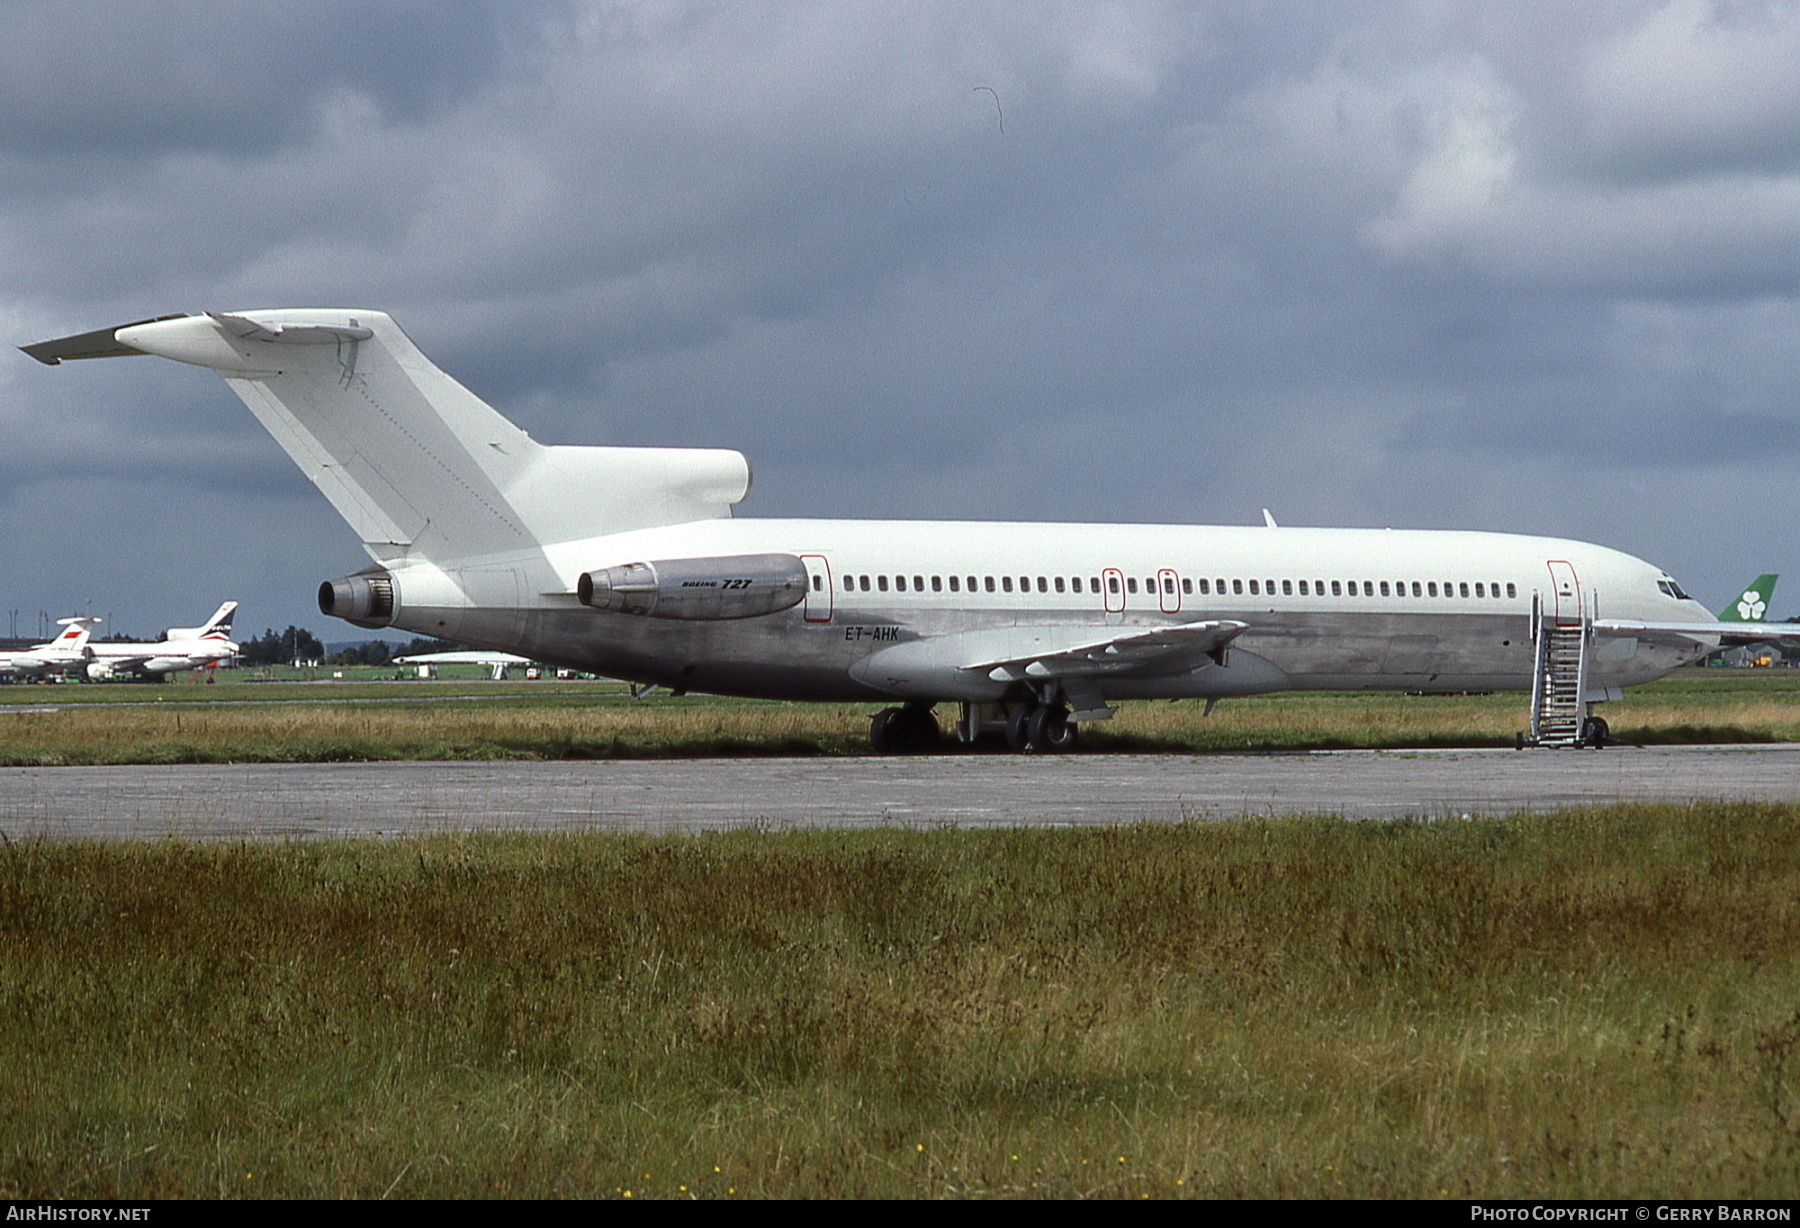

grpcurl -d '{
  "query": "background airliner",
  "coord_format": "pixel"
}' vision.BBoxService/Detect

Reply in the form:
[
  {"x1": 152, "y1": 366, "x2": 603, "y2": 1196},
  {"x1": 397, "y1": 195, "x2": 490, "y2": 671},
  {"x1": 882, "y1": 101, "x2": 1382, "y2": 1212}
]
[
  {"x1": 23, "y1": 310, "x2": 1785, "y2": 750},
  {"x1": 0, "y1": 617, "x2": 96, "y2": 680},
  {"x1": 81, "y1": 601, "x2": 240, "y2": 681}
]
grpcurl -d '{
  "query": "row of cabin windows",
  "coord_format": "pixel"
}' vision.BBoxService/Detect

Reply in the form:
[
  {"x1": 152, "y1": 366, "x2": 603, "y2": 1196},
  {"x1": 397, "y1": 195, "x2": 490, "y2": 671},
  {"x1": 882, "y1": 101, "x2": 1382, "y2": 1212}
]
[
  {"x1": 839, "y1": 573, "x2": 1520, "y2": 599},
  {"x1": 844, "y1": 574, "x2": 1102, "y2": 594}
]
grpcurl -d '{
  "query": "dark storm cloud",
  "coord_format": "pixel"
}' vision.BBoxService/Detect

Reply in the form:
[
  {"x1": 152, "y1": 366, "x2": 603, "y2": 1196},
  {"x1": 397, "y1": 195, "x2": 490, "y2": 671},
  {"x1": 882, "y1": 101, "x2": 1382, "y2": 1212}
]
[
  {"x1": 0, "y1": 1, "x2": 536, "y2": 159},
  {"x1": 3, "y1": 0, "x2": 1799, "y2": 635}
]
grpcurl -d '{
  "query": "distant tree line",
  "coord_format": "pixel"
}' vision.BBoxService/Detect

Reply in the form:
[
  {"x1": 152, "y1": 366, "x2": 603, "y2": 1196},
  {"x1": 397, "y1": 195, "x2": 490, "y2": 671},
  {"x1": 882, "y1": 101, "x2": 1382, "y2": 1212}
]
[
  {"x1": 238, "y1": 627, "x2": 327, "y2": 666},
  {"x1": 237, "y1": 628, "x2": 463, "y2": 667}
]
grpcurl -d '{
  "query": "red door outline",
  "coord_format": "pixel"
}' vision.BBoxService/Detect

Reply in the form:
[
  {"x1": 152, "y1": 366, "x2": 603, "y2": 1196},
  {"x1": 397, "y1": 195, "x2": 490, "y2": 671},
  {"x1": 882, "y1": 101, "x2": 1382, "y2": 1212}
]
[
  {"x1": 1158, "y1": 568, "x2": 1180, "y2": 614},
  {"x1": 801, "y1": 554, "x2": 833, "y2": 623},
  {"x1": 1546, "y1": 559, "x2": 1580, "y2": 624},
  {"x1": 1102, "y1": 567, "x2": 1126, "y2": 615}
]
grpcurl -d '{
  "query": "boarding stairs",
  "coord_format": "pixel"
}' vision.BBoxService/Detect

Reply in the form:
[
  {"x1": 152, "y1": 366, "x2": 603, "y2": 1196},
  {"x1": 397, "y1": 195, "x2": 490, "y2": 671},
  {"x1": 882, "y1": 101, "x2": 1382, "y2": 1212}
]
[{"x1": 1528, "y1": 594, "x2": 1590, "y2": 747}]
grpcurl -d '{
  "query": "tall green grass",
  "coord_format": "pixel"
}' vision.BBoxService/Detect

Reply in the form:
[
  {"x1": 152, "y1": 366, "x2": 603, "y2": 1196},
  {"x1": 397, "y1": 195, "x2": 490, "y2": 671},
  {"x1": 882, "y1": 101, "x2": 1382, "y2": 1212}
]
[
  {"x1": 4, "y1": 805, "x2": 1799, "y2": 1197},
  {"x1": 2, "y1": 672, "x2": 1799, "y2": 763}
]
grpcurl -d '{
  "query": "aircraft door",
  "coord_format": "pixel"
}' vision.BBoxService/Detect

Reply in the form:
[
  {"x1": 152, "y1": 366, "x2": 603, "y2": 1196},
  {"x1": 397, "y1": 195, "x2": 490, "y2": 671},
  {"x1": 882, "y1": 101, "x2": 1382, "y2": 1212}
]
[
  {"x1": 1546, "y1": 560, "x2": 1581, "y2": 624},
  {"x1": 1158, "y1": 568, "x2": 1180, "y2": 614},
  {"x1": 801, "y1": 554, "x2": 833, "y2": 623},
  {"x1": 1102, "y1": 567, "x2": 1125, "y2": 626}
]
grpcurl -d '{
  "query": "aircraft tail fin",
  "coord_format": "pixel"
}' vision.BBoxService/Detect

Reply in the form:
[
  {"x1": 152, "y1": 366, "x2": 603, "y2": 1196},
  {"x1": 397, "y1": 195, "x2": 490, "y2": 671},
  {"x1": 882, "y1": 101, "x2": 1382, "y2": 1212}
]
[
  {"x1": 166, "y1": 601, "x2": 238, "y2": 641},
  {"x1": 25, "y1": 311, "x2": 751, "y2": 562},
  {"x1": 49, "y1": 616, "x2": 98, "y2": 651},
  {"x1": 1719, "y1": 574, "x2": 1779, "y2": 622}
]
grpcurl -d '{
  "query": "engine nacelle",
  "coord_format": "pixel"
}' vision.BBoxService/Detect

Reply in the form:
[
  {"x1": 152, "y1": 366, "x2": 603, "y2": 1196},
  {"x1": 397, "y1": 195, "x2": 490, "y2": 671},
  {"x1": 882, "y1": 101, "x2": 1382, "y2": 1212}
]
[
  {"x1": 578, "y1": 553, "x2": 808, "y2": 620},
  {"x1": 318, "y1": 572, "x2": 396, "y2": 628}
]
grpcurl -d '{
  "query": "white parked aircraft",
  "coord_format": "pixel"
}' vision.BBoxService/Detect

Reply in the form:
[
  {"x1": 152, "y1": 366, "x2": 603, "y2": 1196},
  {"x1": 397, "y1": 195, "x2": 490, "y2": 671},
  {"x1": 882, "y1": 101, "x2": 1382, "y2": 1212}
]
[
  {"x1": 0, "y1": 617, "x2": 98, "y2": 679},
  {"x1": 23, "y1": 309, "x2": 1785, "y2": 749},
  {"x1": 82, "y1": 601, "x2": 239, "y2": 680},
  {"x1": 393, "y1": 649, "x2": 533, "y2": 681}
]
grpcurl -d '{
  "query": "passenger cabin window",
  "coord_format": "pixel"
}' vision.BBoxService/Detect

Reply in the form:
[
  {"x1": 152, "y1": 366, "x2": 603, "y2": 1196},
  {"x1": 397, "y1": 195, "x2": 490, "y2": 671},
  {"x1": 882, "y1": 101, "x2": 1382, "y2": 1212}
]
[
  {"x1": 1330, "y1": 581, "x2": 1341, "y2": 596},
  {"x1": 932, "y1": 576, "x2": 942, "y2": 592},
  {"x1": 1506, "y1": 583, "x2": 1516, "y2": 598},
  {"x1": 1380, "y1": 581, "x2": 1390, "y2": 597},
  {"x1": 1038, "y1": 577, "x2": 1048, "y2": 593},
  {"x1": 844, "y1": 576, "x2": 855, "y2": 592},
  {"x1": 1282, "y1": 580, "x2": 1292, "y2": 596},
  {"x1": 895, "y1": 575, "x2": 906, "y2": 592},
  {"x1": 860, "y1": 576, "x2": 871, "y2": 592},
  {"x1": 1127, "y1": 578, "x2": 1138, "y2": 594},
  {"x1": 985, "y1": 577, "x2": 995, "y2": 593},
  {"x1": 1182, "y1": 579, "x2": 1193, "y2": 594},
  {"x1": 949, "y1": 575, "x2": 959, "y2": 592},
  {"x1": 1233, "y1": 579, "x2": 1243, "y2": 595},
  {"x1": 1002, "y1": 576, "x2": 1013, "y2": 593},
  {"x1": 1411, "y1": 582, "x2": 1422, "y2": 597},
  {"x1": 1248, "y1": 580, "x2": 1259, "y2": 595},
  {"x1": 1197, "y1": 579, "x2": 1210, "y2": 595}
]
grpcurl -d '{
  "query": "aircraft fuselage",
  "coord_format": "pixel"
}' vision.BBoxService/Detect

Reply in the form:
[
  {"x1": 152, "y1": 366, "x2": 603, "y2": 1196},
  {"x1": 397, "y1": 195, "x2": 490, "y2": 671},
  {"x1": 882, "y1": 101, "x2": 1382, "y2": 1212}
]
[{"x1": 371, "y1": 518, "x2": 1712, "y2": 703}]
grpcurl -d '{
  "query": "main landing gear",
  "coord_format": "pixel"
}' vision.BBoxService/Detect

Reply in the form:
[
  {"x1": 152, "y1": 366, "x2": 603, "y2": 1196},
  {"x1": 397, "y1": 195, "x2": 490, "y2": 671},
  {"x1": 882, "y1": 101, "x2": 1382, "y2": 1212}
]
[
  {"x1": 869, "y1": 700, "x2": 1082, "y2": 755},
  {"x1": 869, "y1": 703, "x2": 942, "y2": 754},
  {"x1": 1004, "y1": 702, "x2": 1079, "y2": 753}
]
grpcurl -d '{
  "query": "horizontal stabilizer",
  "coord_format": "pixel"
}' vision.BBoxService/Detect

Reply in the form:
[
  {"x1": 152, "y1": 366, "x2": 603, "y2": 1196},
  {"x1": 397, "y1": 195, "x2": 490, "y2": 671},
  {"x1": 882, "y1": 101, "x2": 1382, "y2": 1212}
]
[
  {"x1": 24, "y1": 310, "x2": 752, "y2": 560},
  {"x1": 18, "y1": 315, "x2": 185, "y2": 365}
]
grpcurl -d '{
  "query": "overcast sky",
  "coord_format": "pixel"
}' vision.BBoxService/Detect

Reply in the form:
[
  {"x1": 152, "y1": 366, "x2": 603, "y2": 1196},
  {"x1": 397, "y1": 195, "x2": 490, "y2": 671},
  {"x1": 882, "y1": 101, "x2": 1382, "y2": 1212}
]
[{"x1": 3, "y1": 0, "x2": 1797, "y2": 640}]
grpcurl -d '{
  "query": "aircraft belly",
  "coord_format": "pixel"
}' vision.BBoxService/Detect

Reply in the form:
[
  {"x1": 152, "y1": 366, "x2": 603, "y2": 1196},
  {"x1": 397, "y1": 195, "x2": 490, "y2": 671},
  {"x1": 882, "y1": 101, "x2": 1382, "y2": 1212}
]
[{"x1": 387, "y1": 600, "x2": 1591, "y2": 704}]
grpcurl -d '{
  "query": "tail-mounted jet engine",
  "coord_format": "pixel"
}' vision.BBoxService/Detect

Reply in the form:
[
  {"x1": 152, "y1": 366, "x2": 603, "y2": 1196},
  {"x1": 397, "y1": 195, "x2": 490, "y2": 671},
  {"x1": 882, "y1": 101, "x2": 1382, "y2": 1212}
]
[
  {"x1": 578, "y1": 554, "x2": 808, "y2": 620},
  {"x1": 318, "y1": 573, "x2": 396, "y2": 629}
]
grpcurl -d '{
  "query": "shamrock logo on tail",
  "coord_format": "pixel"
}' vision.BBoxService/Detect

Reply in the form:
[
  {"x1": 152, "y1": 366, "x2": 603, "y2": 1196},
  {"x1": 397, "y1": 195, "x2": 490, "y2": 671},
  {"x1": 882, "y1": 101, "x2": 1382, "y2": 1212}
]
[{"x1": 1738, "y1": 591, "x2": 1767, "y2": 620}]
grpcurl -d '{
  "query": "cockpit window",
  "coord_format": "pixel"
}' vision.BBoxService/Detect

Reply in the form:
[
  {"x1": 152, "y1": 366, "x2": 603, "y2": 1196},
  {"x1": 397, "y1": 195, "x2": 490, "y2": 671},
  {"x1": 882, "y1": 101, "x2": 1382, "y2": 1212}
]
[{"x1": 1657, "y1": 579, "x2": 1692, "y2": 601}]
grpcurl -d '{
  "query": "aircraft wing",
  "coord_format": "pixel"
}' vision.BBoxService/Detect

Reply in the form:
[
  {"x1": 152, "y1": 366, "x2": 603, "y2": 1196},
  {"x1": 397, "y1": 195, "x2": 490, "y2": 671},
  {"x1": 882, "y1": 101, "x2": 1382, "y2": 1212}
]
[
  {"x1": 965, "y1": 620, "x2": 1250, "y2": 681},
  {"x1": 850, "y1": 620, "x2": 1251, "y2": 714},
  {"x1": 1592, "y1": 618, "x2": 1800, "y2": 645}
]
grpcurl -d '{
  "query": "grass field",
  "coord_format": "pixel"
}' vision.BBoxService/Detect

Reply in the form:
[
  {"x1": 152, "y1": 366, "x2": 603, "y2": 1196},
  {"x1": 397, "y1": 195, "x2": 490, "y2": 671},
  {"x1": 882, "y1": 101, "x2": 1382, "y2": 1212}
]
[
  {"x1": 1, "y1": 669, "x2": 1797, "y2": 764},
  {"x1": 4, "y1": 805, "x2": 1799, "y2": 1198}
]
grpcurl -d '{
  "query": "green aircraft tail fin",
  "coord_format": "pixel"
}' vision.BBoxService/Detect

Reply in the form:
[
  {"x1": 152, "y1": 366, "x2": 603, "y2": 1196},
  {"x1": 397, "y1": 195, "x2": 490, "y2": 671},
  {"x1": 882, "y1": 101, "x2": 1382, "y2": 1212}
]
[{"x1": 1719, "y1": 574, "x2": 1779, "y2": 622}]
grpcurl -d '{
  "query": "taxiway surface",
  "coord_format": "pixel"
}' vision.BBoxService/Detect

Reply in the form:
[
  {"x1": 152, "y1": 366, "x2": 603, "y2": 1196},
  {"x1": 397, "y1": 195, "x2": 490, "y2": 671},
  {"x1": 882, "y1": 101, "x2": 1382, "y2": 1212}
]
[{"x1": 3, "y1": 744, "x2": 1798, "y2": 841}]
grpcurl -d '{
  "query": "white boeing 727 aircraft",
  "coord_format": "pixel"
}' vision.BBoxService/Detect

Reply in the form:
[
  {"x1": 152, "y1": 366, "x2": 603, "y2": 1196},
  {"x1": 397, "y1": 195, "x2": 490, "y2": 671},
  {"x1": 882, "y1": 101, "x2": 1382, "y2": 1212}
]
[{"x1": 22, "y1": 309, "x2": 1782, "y2": 750}]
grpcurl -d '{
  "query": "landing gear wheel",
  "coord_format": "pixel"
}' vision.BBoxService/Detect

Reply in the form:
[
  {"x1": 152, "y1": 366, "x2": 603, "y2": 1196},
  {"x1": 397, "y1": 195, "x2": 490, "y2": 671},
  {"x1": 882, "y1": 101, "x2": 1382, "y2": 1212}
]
[
  {"x1": 1026, "y1": 704, "x2": 1078, "y2": 753},
  {"x1": 1580, "y1": 716, "x2": 1610, "y2": 748},
  {"x1": 871, "y1": 705, "x2": 940, "y2": 754},
  {"x1": 867, "y1": 702, "x2": 900, "y2": 752},
  {"x1": 1005, "y1": 705, "x2": 1036, "y2": 753}
]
